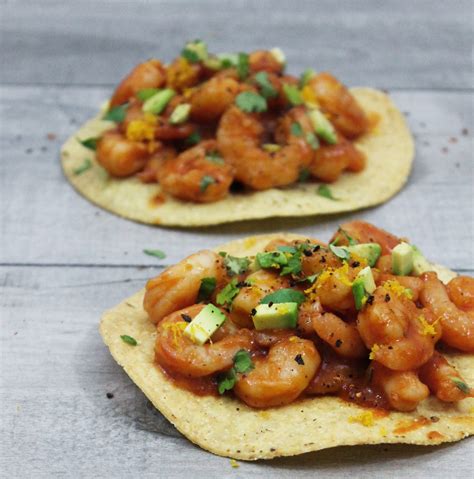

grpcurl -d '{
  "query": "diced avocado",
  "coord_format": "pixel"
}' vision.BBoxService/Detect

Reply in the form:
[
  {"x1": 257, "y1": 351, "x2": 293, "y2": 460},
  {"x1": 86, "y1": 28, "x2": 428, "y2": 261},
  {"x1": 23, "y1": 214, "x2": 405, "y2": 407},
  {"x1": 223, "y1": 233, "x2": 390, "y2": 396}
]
[
  {"x1": 183, "y1": 40, "x2": 208, "y2": 61},
  {"x1": 142, "y1": 89, "x2": 175, "y2": 114},
  {"x1": 345, "y1": 243, "x2": 382, "y2": 267},
  {"x1": 183, "y1": 304, "x2": 226, "y2": 345},
  {"x1": 307, "y1": 109, "x2": 337, "y2": 144},
  {"x1": 391, "y1": 242, "x2": 414, "y2": 276},
  {"x1": 357, "y1": 266, "x2": 376, "y2": 293},
  {"x1": 203, "y1": 56, "x2": 222, "y2": 70},
  {"x1": 270, "y1": 47, "x2": 286, "y2": 65},
  {"x1": 216, "y1": 52, "x2": 239, "y2": 67},
  {"x1": 252, "y1": 302, "x2": 298, "y2": 330},
  {"x1": 411, "y1": 245, "x2": 433, "y2": 276},
  {"x1": 169, "y1": 103, "x2": 191, "y2": 125},
  {"x1": 352, "y1": 279, "x2": 366, "y2": 311}
]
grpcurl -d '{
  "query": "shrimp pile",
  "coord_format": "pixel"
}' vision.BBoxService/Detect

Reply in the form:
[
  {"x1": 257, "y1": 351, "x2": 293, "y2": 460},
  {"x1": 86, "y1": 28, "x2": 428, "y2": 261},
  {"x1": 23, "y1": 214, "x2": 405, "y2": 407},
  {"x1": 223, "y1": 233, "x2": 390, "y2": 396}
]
[
  {"x1": 90, "y1": 40, "x2": 370, "y2": 203},
  {"x1": 143, "y1": 221, "x2": 473, "y2": 410}
]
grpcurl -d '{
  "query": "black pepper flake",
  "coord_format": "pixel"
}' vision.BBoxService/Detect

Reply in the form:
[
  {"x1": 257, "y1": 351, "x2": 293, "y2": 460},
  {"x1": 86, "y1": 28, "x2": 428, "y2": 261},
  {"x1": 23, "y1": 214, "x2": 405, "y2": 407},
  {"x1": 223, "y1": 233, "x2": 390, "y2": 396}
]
[
  {"x1": 268, "y1": 301, "x2": 274, "y2": 307},
  {"x1": 289, "y1": 279, "x2": 297, "y2": 287},
  {"x1": 181, "y1": 314, "x2": 192, "y2": 323},
  {"x1": 366, "y1": 295, "x2": 374, "y2": 305},
  {"x1": 430, "y1": 416, "x2": 440, "y2": 423},
  {"x1": 236, "y1": 281, "x2": 248, "y2": 288},
  {"x1": 384, "y1": 294, "x2": 391, "y2": 302},
  {"x1": 294, "y1": 354, "x2": 304, "y2": 365},
  {"x1": 320, "y1": 256, "x2": 326, "y2": 263},
  {"x1": 106, "y1": 392, "x2": 114, "y2": 399},
  {"x1": 303, "y1": 249, "x2": 313, "y2": 257},
  {"x1": 313, "y1": 245, "x2": 321, "y2": 252},
  {"x1": 351, "y1": 261, "x2": 360, "y2": 268},
  {"x1": 250, "y1": 308, "x2": 257, "y2": 316},
  {"x1": 335, "y1": 339, "x2": 342, "y2": 348}
]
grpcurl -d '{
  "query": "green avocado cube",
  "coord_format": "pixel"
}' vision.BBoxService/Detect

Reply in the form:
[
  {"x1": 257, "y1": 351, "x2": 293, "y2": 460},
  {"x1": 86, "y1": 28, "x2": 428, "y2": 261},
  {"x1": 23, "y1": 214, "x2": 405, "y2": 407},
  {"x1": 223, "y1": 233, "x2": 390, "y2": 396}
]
[
  {"x1": 391, "y1": 242, "x2": 414, "y2": 276},
  {"x1": 183, "y1": 304, "x2": 226, "y2": 345},
  {"x1": 346, "y1": 243, "x2": 382, "y2": 267},
  {"x1": 411, "y1": 246, "x2": 433, "y2": 276},
  {"x1": 308, "y1": 109, "x2": 337, "y2": 144},
  {"x1": 169, "y1": 103, "x2": 191, "y2": 125},
  {"x1": 252, "y1": 302, "x2": 298, "y2": 330},
  {"x1": 142, "y1": 88, "x2": 176, "y2": 114}
]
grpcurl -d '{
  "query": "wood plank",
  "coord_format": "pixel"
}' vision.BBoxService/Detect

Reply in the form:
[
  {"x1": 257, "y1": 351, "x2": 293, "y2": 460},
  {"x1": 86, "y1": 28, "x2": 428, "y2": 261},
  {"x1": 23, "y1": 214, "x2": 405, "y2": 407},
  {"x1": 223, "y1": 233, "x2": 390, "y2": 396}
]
[
  {"x1": 1, "y1": 0, "x2": 472, "y2": 89},
  {"x1": 1, "y1": 265, "x2": 473, "y2": 478},
  {"x1": 1, "y1": 86, "x2": 472, "y2": 269}
]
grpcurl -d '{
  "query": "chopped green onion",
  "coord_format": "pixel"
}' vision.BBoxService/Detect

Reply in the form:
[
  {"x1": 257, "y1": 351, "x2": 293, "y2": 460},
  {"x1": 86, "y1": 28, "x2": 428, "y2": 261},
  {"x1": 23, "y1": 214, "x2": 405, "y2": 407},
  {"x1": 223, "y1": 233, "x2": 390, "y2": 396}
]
[
  {"x1": 142, "y1": 89, "x2": 175, "y2": 114},
  {"x1": 136, "y1": 88, "x2": 161, "y2": 102},
  {"x1": 103, "y1": 104, "x2": 128, "y2": 123},
  {"x1": 169, "y1": 103, "x2": 191, "y2": 125},
  {"x1": 143, "y1": 249, "x2": 166, "y2": 259},
  {"x1": 283, "y1": 84, "x2": 303, "y2": 106},
  {"x1": 316, "y1": 184, "x2": 338, "y2": 200},
  {"x1": 120, "y1": 335, "x2": 137, "y2": 346}
]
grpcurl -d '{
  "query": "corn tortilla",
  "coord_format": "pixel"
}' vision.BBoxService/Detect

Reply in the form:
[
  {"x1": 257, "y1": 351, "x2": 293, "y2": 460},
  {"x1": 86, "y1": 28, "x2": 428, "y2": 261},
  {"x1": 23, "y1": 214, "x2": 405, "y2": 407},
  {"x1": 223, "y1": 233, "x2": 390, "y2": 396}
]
[
  {"x1": 100, "y1": 233, "x2": 473, "y2": 460},
  {"x1": 63, "y1": 88, "x2": 414, "y2": 226}
]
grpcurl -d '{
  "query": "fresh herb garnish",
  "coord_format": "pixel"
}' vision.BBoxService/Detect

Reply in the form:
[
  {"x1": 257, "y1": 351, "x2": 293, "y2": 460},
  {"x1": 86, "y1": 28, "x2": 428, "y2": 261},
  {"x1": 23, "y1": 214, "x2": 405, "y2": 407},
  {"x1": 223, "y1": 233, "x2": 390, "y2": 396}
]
[
  {"x1": 452, "y1": 377, "x2": 470, "y2": 394},
  {"x1": 316, "y1": 184, "x2": 338, "y2": 200},
  {"x1": 282, "y1": 84, "x2": 303, "y2": 106},
  {"x1": 221, "y1": 253, "x2": 251, "y2": 276},
  {"x1": 256, "y1": 251, "x2": 288, "y2": 269},
  {"x1": 299, "y1": 68, "x2": 316, "y2": 88},
  {"x1": 281, "y1": 253, "x2": 302, "y2": 276},
  {"x1": 329, "y1": 243, "x2": 351, "y2": 261},
  {"x1": 236, "y1": 52, "x2": 249, "y2": 80},
  {"x1": 235, "y1": 91, "x2": 267, "y2": 113},
  {"x1": 181, "y1": 40, "x2": 208, "y2": 63},
  {"x1": 305, "y1": 131, "x2": 320, "y2": 150},
  {"x1": 254, "y1": 71, "x2": 278, "y2": 99},
  {"x1": 338, "y1": 228, "x2": 357, "y2": 246},
  {"x1": 78, "y1": 137, "x2": 98, "y2": 150},
  {"x1": 298, "y1": 168, "x2": 310, "y2": 182},
  {"x1": 217, "y1": 350, "x2": 254, "y2": 394},
  {"x1": 216, "y1": 279, "x2": 241, "y2": 307},
  {"x1": 73, "y1": 158, "x2": 92, "y2": 175},
  {"x1": 205, "y1": 151, "x2": 224, "y2": 164},
  {"x1": 120, "y1": 335, "x2": 137, "y2": 346},
  {"x1": 185, "y1": 131, "x2": 202, "y2": 146},
  {"x1": 143, "y1": 249, "x2": 166, "y2": 259},
  {"x1": 197, "y1": 277, "x2": 217, "y2": 302},
  {"x1": 200, "y1": 175, "x2": 215, "y2": 192},
  {"x1": 290, "y1": 122, "x2": 303, "y2": 137},
  {"x1": 260, "y1": 288, "x2": 306, "y2": 306},
  {"x1": 103, "y1": 104, "x2": 128, "y2": 123},
  {"x1": 136, "y1": 88, "x2": 160, "y2": 102}
]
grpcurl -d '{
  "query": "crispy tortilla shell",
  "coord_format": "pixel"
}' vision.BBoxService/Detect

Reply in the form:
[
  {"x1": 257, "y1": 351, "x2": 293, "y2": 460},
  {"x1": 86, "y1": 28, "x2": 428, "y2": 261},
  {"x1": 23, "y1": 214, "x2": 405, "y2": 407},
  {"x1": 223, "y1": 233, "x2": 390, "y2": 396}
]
[
  {"x1": 63, "y1": 88, "x2": 414, "y2": 226},
  {"x1": 100, "y1": 234, "x2": 473, "y2": 460}
]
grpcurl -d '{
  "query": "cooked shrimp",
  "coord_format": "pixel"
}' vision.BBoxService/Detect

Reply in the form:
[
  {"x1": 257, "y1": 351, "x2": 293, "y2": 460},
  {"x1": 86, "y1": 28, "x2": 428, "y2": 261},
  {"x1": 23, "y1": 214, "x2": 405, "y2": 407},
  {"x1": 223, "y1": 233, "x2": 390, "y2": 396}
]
[
  {"x1": 249, "y1": 50, "x2": 284, "y2": 74},
  {"x1": 96, "y1": 130, "x2": 149, "y2": 177},
  {"x1": 166, "y1": 57, "x2": 202, "y2": 92},
  {"x1": 158, "y1": 140, "x2": 234, "y2": 203},
  {"x1": 419, "y1": 272, "x2": 474, "y2": 352},
  {"x1": 190, "y1": 76, "x2": 241, "y2": 122},
  {"x1": 371, "y1": 362, "x2": 429, "y2": 411},
  {"x1": 306, "y1": 72, "x2": 368, "y2": 138},
  {"x1": 313, "y1": 310, "x2": 367, "y2": 358},
  {"x1": 110, "y1": 59, "x2": 166, "y2": 107},
  {"x1": 144, "y1": 250, "x2": 226, "y2": 324},
  {"x1": 377, "y1": 273, "x2": 424, "y2": 302},
  {"x1": 330, "y1": 221, "x2": 401, "y2": 255},
  {"x1": 357, "y1": 287, "x2": 440, "y2": 370},
  {"x1": 230, "y1": 270, "x2": 290, "y2": 328},
  {"x1": 298, "y1": 300, "x2": 322, "y2": 336},
  {"x1": 217, "y1": 106, "x2": 313, "y2": 190},
  {"x1": 446, "y1": 276, "x2": 474, "y2": 311},
  {"x1": 155, "y1": 305, "x2": 254, "y2": 377},
  {"x1": 234, "y1": 337, "x2": 320, "y2": 407},
  {"x1": 419, "y1": 351, "x2": 472, "y2": 402},
  {"x1": 309, "y1": 133, "x2": 366, "y2": 182},
  {"x1": 375, "y1": 254, "x2": 393, "y2": 273},
  {"x1": 137, "y1": 146, "x2": 176, "y2": 183}
]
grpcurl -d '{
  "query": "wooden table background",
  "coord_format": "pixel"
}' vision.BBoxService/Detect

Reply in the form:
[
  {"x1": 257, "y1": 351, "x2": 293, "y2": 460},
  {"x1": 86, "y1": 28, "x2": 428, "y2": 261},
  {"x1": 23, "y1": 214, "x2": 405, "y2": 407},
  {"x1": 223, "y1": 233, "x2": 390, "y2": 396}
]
[{"x1": 1, "y1": 1, "x2": 473, "y2": 477}]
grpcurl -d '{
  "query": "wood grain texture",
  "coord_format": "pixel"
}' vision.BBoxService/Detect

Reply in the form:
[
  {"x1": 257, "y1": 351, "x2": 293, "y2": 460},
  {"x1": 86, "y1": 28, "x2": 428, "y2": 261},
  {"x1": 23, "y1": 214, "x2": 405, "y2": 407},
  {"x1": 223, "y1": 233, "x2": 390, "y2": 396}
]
[
  {"x1": 1, "y1": 86, "x2": 472, "y2": 269},
  {"x1": 1, "y1": 0, "x2": 472, "y2": 89}
]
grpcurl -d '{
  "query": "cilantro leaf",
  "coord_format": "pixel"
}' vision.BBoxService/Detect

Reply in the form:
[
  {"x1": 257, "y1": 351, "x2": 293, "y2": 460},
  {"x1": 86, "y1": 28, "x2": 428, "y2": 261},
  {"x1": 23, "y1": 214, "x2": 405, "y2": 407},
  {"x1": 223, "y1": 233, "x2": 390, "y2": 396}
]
[
  {"x1": 205, "y1": 151, "x2": 224, "y2": 164},
  {"x1": 280, "y1": 253, "x2": 302, "y2": 276},
  {"x1": 237, "y1": 52, "x2": 249, "y2": 80},
  {"x1": 200, "y1": 175, "x2": 215, "y2": 192},
  {"x1": 143, "y1": 249, "x2": 166, "y2": 259},
  {"x1": 329, "y1": 243, "x2": 351, "y2": 261},
  {"x1": 73, "y1": 158, "x2": 92, "y2": 175},
  {"x1": 77, "y1": 137, "x2": 98, "y2": 150},
  {"x1": 216, "y1": 279, "x2": 241, "y2": 307},
  {"x1": 222, "y1": 254, "x2": 251, "y2": 276},
  {"x1": 298, "y1": 168, "x2": 310, "y2": 182},
  {"x1": 136, "y1": 88, "x2": 160, "y2": 102},
  {"x1": 452, "y1": 377, "x2": 470, "y2": 394},
  {"x1": 290, "y1": 122, "x2": 303, "y2": 137},
  {"x1": 181, "y1": 40, "x2": 208, "y2": 63},
  {"x1": 197, "y1": 277, "x2": 217, "y2": 302},
  {"x1": 305, "y1": 131, "x2": 320, "y2": 150},
  {"x1": 103, "y1": 104, "x2": 128, "y2": 123},
  {"x1": 233, "y1": 350, "x2": 254, "y2": 374},
  {"x1": 256, "y1": 251, "x2": 288, "y2": 269},
  {"x1": 316, "y1": 184, "x2": 339, "y2": 200},
  {"x1": 254, "y1": 71, "x2": 278, "y2": 99},
  {"x1": 185, "y1": 131, "x2": 201, "y2": 146},
  {"x1": 260, "y1": 288, "x2": 306, "y2": 305},
  {"x1": 181, "y1": 48, "x2": 200, "y2": 63},
  {"x1": 338, "y1": 228, "x2": 358, "y2": 246},
  {"x1": 235, "y1": 91, "x2": 267, "y2": 113},
  {"x1": 282, "y1": 84, "x2": 303, "y2": 105},
  {"x1": 120, "y1": 335, "x2": 137, "y2": 346},
  {"x1": 217, "y1": 368, "x2": 237, "y2": 394}
]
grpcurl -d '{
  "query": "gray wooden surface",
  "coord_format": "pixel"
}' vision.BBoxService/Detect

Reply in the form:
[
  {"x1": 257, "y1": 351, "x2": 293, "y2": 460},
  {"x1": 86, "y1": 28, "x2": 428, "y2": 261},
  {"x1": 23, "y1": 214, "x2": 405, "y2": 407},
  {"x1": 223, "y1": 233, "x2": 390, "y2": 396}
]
[{"x1": 1, "y1": 1, "x2": 473, "y2": 478}]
